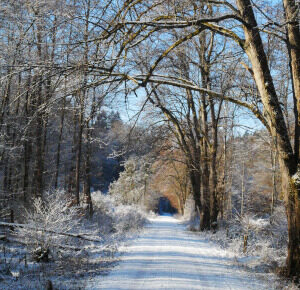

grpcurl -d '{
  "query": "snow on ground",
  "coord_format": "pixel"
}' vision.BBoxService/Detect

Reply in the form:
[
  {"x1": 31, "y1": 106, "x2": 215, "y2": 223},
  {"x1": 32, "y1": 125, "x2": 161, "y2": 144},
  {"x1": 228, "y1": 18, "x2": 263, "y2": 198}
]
[
  {"x1": 0, "y1": 192, "x2": 148, "y2": 289},
  {"x1": 87, "y1": 215, "x2": 271, "y2": 289}
]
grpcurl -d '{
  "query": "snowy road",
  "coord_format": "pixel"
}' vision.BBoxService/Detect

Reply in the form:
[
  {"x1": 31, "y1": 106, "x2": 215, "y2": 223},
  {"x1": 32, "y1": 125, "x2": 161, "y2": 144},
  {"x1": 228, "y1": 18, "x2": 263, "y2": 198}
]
[{"x1": 88, "y1": 215, "x2": 268, "y2": 290}]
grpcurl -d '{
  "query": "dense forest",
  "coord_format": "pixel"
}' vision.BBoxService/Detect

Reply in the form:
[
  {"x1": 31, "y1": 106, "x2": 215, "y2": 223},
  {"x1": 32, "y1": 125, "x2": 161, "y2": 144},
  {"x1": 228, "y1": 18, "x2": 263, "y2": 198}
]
[{"x1": 0, "y1": 0, "x2": 299, "y2": 288}]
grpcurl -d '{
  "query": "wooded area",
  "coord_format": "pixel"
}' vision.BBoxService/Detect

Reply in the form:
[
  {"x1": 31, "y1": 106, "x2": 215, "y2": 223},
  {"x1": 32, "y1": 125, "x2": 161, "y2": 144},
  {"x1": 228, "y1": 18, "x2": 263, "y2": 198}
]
[{"x1": 0, "y1": 0, "x2": 299, "y2": 282}]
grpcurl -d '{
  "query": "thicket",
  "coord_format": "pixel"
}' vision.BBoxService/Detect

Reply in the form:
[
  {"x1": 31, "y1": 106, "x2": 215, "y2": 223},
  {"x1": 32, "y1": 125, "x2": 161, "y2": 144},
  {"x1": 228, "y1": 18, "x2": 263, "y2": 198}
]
[{"x1": 0, "y1": 190, "x2": 147, "y2": 288}]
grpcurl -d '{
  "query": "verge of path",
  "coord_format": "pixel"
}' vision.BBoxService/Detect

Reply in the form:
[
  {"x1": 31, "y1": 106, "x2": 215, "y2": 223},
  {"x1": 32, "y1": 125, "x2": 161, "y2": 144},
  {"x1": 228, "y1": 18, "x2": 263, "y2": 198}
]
[{"x1": 87, "y1": 215, "x2": 270, "y2": 290}]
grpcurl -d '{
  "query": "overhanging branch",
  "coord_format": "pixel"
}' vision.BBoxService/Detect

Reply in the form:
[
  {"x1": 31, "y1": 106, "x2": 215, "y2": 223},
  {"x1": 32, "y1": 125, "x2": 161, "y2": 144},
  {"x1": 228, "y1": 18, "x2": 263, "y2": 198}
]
[{"x1": 133, "y1": 75, "x2": 270, "y2": 132}]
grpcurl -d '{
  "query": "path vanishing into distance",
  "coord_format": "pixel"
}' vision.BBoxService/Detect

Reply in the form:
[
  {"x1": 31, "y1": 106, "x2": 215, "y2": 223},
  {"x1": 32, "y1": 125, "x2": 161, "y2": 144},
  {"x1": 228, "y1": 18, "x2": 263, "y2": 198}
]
[{"x1": 88, "y1": 215, "x2": 269, "y2": 290}]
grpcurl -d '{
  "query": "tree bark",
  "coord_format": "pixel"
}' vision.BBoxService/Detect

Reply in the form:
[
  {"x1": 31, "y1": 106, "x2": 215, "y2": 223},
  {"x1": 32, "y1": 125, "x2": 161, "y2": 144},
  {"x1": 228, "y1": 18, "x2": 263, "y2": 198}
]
[
  {"x1": 54, "y1": 97, "x2": 66, "y2": 189},
  {"x1": 75, "y1": 105, "x2": 83, "y2": 205},
  {"x1": 199, "y1": 50, "x2": 211, "y2": 230},
  {"x1": 236, "y1": 0, "x2": 300, "y2": 278},
  {"x1": 23, "y1": 71, "x2": 33, "y2": 201},
  {"x1": 33, "y1": 14, "x2": 45, "y2": 198},
  {"x1": 83, "y1": 121, "x2": 93, "y2": 216},
  {"x1": 283, "y1": 0, "x2": 300, "y2": 126},
  {"x1": 209, "y1": 97, "x2": 219, "y2": 228},
  {"x1": 188, "y1": 161, "x2": 202, "y2": 219}
]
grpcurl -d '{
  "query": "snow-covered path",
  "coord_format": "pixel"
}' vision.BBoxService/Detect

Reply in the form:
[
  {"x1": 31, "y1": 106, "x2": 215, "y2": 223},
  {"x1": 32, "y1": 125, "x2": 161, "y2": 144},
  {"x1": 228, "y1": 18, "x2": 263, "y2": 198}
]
[{"x1": 88, "y1": 215, "x2": 268, "y2": 290}]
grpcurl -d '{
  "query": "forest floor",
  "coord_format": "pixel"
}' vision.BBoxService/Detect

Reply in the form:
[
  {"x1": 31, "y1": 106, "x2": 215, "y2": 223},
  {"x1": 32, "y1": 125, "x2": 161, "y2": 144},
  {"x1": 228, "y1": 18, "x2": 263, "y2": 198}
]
[{"x1": 87, "y1": 215, "x2": 277, "y2": 289}]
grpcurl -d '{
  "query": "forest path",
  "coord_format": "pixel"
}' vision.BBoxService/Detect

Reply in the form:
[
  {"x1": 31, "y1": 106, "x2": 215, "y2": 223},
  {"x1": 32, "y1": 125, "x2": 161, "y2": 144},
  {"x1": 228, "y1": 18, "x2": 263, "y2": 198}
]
[{"x1": 88, "y1": 215, "x2": 268, "y2": 290}]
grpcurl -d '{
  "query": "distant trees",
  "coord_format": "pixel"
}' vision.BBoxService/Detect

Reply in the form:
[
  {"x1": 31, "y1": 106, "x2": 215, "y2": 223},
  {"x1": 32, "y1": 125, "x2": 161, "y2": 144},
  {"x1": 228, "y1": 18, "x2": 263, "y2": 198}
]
[
  {"x1": 1, "y1": 0, "x2": 299, "y2": 278},
  {"x1": 109, "y1": 154, "x2": 163, "y2": 212},
  {"x1": 0, "y1": 0, "x2": 122, "y2": 204},
  {"x1": 104, "y1": 0, "x2": 300, "y2": 277},
  {"x1": 230, "y1": 131, "x2": 281, "y2": 216},
  {"x1": 109, "y1": 156, "x2": 150, "y2": 205},
  {"x1": 152, "y1": 145, "x2": 190, "y2": 215}
]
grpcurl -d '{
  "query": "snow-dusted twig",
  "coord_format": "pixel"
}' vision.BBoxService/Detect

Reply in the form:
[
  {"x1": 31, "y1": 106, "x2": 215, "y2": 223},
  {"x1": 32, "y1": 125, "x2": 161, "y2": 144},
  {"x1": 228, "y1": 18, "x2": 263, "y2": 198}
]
[
  {"x1": 0, "y1": 222, "x2": 103, "y2": 243},
  {"x1": 3, "y1": 236, "x2": 83, "y2": 251}
]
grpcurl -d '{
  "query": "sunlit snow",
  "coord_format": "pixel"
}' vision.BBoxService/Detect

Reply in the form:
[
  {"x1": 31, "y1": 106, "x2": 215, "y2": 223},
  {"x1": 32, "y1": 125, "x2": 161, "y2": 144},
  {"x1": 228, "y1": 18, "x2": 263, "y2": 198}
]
[{"x1": 88, "y1": 216, "x2": 268, "y2": 289}]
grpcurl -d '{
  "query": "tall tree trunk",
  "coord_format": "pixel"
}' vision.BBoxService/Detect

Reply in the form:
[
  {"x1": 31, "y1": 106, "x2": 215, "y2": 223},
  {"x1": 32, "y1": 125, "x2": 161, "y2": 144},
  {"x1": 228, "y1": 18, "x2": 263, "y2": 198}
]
[
  {"x1": 209, "y1": 97, "x2": 219, "y2": 228},
  {"x1": 199, "y1": 64, "x2": 211, "y2": 230},
  {"x1": 83, "y1": 86, "x2": 97, "y2": 216},
  {"x1": 241, "y1": 160, "x2": 245, "y2": 216},
  {"x1": 75, "y1": 105, "x2": 84, "y2": 205},
  {"x1": 284, "y1": 0, "x2": 300, "y2": 164},
  {"x1": 185, "y1": 86, "x2": 203, "y2": 227},
  {"x1": 54, "y1": 97, "x2": 66, "y2": 189},
  {"x1": 12, "y1": 71, "x2": 22, "y2": 195},
  {"x1": 283, "y1": 7, "x2": 300, "y2": 273},
  {"x1": 82, "y1": 0, "x2": 93, "y2": 215},
  {"x1": 236, "y1": 0, "x2": 300, "y2": 278},
  {"x1": 3, "y1": 67, "x2": 12, "y2": 195},
  {"x1": 74, "y1": 0, "x2": 90, "y2": 205},
  {"x1": 33, "y1": 16, "x2": 44, "y2": 198},
  {"x1": 200, "y1": 105, "x2": 210, "y2": 230},
  {"x1": 188, "y1": 161, "x2": 202, "y2": 219},
  {"x1": 283, "y1": 0, "x2": 300, "y2": 128},
  {"x1": 23, "y1": 72, "x2": 33, "y2": 201},
  {"x1": 68, "y1": 110, "x2": 77, "y2": 195},
  {"x1": 221, "y1": 127, "x2": 227, "y2": 220},
  {"x1": 83, "y1": 129, "x2": 93, "y2": 216},
  {"x1": 33, "y1": 78, "x2": 44, "y2": 198},
  {"x1": 270, "y1": 143, "x2": 278, "y2": 215}
]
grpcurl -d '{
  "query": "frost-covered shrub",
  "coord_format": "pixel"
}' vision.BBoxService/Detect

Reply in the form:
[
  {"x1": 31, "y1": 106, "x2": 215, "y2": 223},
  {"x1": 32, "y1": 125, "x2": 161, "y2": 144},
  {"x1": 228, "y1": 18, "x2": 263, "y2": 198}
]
[
  {"x1": 92, "y1": 191, "x2": 147, "y2": 234},
  {"x1": 18, "y1": 190, "x2": 80, "y2": 261},
  {"x1": 199, "y1": 204, "x2": 288, "y2": 274},
  {"x1": 113, "y1": 205, "x2": 147, "y2": 233},
  {"x1": 228, "y1": 211, "x2": 286, "y2": 260},
  {"x1": 269, "y1": 206, "x2": 288, "y2": 250},
  {"x1": 92, "y1": 192, "x2": 115, "y2": 212},
  {"x1": 91, "y1": 192, "x2": 115, "y2": 234},
  {"x1": 239, "y1": 207, "x2": 287, "y2": 264},
  {"x1": 0, "y1": 191, "x2": 147, "y2": 289}
]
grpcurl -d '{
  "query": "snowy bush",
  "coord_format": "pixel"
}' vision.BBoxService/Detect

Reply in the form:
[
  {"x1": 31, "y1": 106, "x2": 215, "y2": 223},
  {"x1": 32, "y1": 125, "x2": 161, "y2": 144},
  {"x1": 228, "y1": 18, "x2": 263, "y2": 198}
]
[
  {"x1": 18, "y1": 190, "x2": 80, "y2": 261},
  {"x1": 91, "y1": 192, "x2": 115, "y2": 234},
  {"x1": 92, "y1": 192, "x2": 115, "y2": 212},
  {"x1": 113, "y1": 205, "x2": 147, "y2": 233},
  {"x1": 92, "y1": 191, "x2": 147, "y2": 234},
  {"x1": 229, "y1": 211, "x2": 286, "y2": 261},
  {"x1": 0, "y1": 190, "x2": 147, "y2": 289},
  {"x1": 199, "y1": 205, "x2": 288, "y2": 275},
  {"x1": 269, "y1": 206, "x2": 288, "y2": 250}
]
